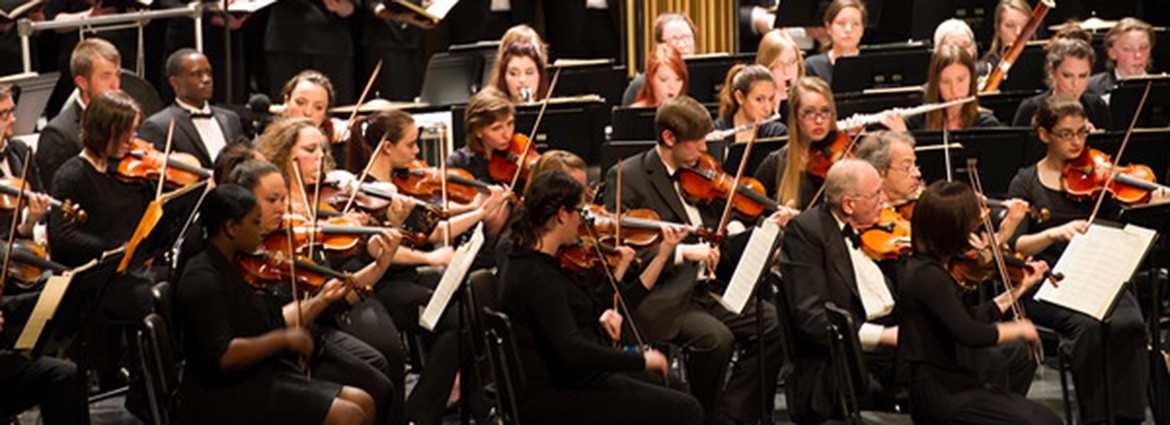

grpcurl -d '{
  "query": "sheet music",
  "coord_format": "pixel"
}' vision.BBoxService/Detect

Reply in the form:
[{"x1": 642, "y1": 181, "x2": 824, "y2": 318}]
[
  {"x1": 14, "y1": 259, "x2": 97, "y2": 350},
  {"x1": 1036, "y1": 223, "x2": 1157, "y2": 320},
  {"x1": 419, "y1": 223, "x2": 484, "y2": 331},
  {"x1": 714, "y1": 220, "x2": 781, "y2": 315}
]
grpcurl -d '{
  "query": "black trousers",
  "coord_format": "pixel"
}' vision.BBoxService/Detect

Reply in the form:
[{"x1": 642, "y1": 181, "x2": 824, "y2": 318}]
[
  {"x1": 329, "y1": 299, "x2": 407, "y2": 425},
  {"x1": 1025, "y1": 289, "x2": 1149, "y2": 423},
  {"x1": 519, "y1": 373, "x2": 703, "y2": 425},
  {"x1": 0, "y1": 354, "x2": 88, "y2": 425},
  {"x1": 673, "y1": 290, "x2": 784, "y2": 423},
  {"x1": 909, "y1": 364, "x2": 1061, "y2": 425}
]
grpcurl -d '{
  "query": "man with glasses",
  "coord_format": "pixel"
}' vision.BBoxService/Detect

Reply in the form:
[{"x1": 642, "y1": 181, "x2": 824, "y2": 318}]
[
  {"x1": 854, "y1": 131, "x2": 923, "y2": 209},
  {"x1": 778, "y1": 158, "x2": 900, "y2": 424}
]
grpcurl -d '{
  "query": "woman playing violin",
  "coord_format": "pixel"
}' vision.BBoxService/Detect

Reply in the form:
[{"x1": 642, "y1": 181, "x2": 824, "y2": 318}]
[
  {"x1": 753, "y1": 76, "x2": 837, "y2": 209},
  {"x1": 712, "y1": 64, "x2": 786, "y2": 144},
  {"x1": 279, "y1": 70, "x2": 350, "y2": 159},
  {"x1": 498, "y1": 170, "x2": 702, "y2": 425},
  {"x1": 897, "y1": 180, "x2": 1060, "y2": 425},
  {"x1": 1006, "y1": 95, "x2": 1156, "y2": 425},
  {"x1": 255, "y1": 117, "x2": 339, "y2": 214},
  {"x1": 447, "y1": 87, "x2": 514, "y2": 183},
  {"x1": 175, "y1": 184, "x2": 375, "y2": 425}
]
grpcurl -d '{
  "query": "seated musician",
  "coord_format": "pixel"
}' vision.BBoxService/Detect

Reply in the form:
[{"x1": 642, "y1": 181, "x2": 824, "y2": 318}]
[
  {"x1": 0, "y1": 83, "x2": 50, "y2": 247},
  {"x1": 446, "y1": 86, "x2": 513, "y2": 184},
  {"x1": 931, "y1": 18, "x2": 990, "y2": 77},
  {"x1": 490, "y1": 41, "x2": 549, "y2": 104},
  {"x1": 175, "y1": 184, "x2": 376, "y2": 425},
  {"x1": 603, "y1": 95, "x2": 792, "y2": 425},
  {"x1": 278, "y1": 70, "x2": 349, "y2": 159},
  {"x1": 629, "y1": 43, "x2": 687, "y2": 108},
  {"x1": 712, "y1": 64, "x2": 786, "y2": 144},
  {"x1": 498, "y1": 170, "x2": 702, "y2": 425},
  {"x1": 902, "y1": 45, "x2": 1001, "y2": 131},
  {"x1": 1087, "y1": 18, "x2": 1155, "y2": 101},
  {"x1": 1011, "y1": 28, "x2": 1112, "y2": 130},
  {"x1": 1006, "y1": 95, "x2": 1160, "y2": 425},
  {"x1": 898, "y1": 181, "x2": 1061, "y2": 425},
  {"x1": 804, "y1": 0, "x2": 867, "y2": 87},
  {"x1": 622, "y1": 12, "x2": 697, "y2": 106},
  {"x1": 778, "y1": 159, "x2": 900, "y2": 423},
  {"x1": 978, "y1": 0, "x2": 1031, "y2": 75},
  {"x1": 347, "y1": 108, "x2": 511, "y2": 425},
  {"x1": 755, "y1": 29, "x2": 805, "y2": 106}
]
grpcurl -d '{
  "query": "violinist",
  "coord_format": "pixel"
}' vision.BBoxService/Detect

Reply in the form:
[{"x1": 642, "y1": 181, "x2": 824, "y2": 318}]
[
  {"x1": 0, "y1": 83, "x2": 51, "y2": 244},
  {"x1": 446, "y1": 87, "x2": 514, "y2": 183},
  {"x1": 175, "y1": 184, "x2": 375, "y2": 425},
  {"x1": 629, "y1": 43, "x2": 687, "y2": 108},
  {"x1": 498, "y1": 171, "x2": 702, "y2": 425},
  {"x1": 855, "y1": 131, "x2": 923, "y2": 211},
  {"x1": 603, "y1": 95, "x2": 789, "y2": 425},
  {"x1": 754, "y1": 76, "x2": 843, "y2": 208},
  {"x1": 897, "y1": 181, "x2": 1060, "y2": 425},
  {"x1": 490, "y1": 41, "x2": 549, "y2": 104},
  {"x1": 904, "y1": 45, "x2": 1001, "y2": 131},
  {"x1": 1006, "y1": 95, "x2": 1156, "y2": 425},
  {"x1": 349, "y1": 108, "x2": 510, "y2": 425},
  {"x1": 803, "y1": 0, "x2": 867, "y2": 87},
  {"x1": 712, "y1": 64, "x2": 786, "y2": 144},
  {"x1": 224, "y1": 157, "x2": 400, "y2": 425},
  {"x1": 1011, "y1": 27, "x2": 1113, "y2": 130},
  {"x1": 278, "y1": 70, "x2": 350, "y2": 160}
]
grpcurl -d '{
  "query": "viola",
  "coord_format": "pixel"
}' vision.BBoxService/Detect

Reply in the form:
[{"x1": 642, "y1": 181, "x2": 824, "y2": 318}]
[
  {"x1": 676, "y1": 153, "x2": 780, "y2": 220},
  {"x1": 859, "y1": 208, "x2": 911, "y2": 261},
  {"x1": 0, "y1": 178, "x2": 87, "y2": 223},
  {"x1": 488, "y1": 134, "x2": 540, "y2": 185},
  {"x1": 559, "y1": 204, "x2": 719, "y2": 273},
  {"x1": 558, "y1": 236, "x2": 626, "y2": 273},
  {"x1": 116, "y1": 139, "x2": 211, "y2": 188},
  {"x1": 392, "y1": 159, "x2": 506, "y2": 205},
  {"x1": 1062, "y1": 148, "x2": 1163, "y2": 205},
  {"x1": 805, "y1": 131, "x2": 853, "y2": 178},
  {"x1": 947, "y1": 247, "x2": 1063, "y2": 292}
]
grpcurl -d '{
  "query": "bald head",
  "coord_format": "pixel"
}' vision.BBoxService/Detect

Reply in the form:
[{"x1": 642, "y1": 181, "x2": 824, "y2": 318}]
[{"x1": 825, "y1": 158, "x2": 879, "y2": 208}]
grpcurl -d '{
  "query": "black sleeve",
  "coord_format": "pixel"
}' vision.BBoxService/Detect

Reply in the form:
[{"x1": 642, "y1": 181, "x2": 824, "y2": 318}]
[
  {"x1": 138, "y1": 115, "x2": 166, "y2": 148},
  {"x1": 753, "y1": 150, "x2": 781, "y2": 198},
  {"x1": 1011, "y1": 98, "x2": 1036, "y2": 127},
  {"x1": 974, "y1": 111, "x2": 1001, "y2": 128},
  {"x1": 34, "y1": 126, "x2": 72, "y2": 192},
  {"x1": 778, "y1": 215, "x2": 831, "y2": 347},
  {"x1": 47, "y1": 163, "x2": 112, "y2": 265},
  {"x1": 1005, "y1": 170, "x2": 1032, "y2": 251},
  {"x1": 906, "y1": 264, "x2": 999, "y2": 347},
  {"x1": 178, "y1": 263, "x2": 237, "y2": 368}
]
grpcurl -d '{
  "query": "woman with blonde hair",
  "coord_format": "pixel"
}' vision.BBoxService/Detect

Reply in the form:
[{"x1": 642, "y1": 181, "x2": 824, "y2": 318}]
[
  {"x1": 755, "y1": 29, "x2": 805, "y2": 103},
  {"x1": 753, "y1": 77, "x2": 839, "y2": 208}
]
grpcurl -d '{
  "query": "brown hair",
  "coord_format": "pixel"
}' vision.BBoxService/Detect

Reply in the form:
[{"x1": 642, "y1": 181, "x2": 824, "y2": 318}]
[
  {"x1": 821, "y1": 0, "x2": 868, "y2": 52},
  {"x1": 348, "y1": 108, "x2": 415, "y2": 172},
  {"x1": 912, "y1": 180, "x2": 981, "y2": 260},
  {"x1": 756, "y1": 29, "x2": 806, "y2": 80},
  {"x1": 0, "y1": 83, "x2": 12, "y2": 103},
  {"x1": 464, "y1": 87, "x2": 515, "y2": 157},
  {"x1": 1044, "y1": 34, "x2": 1095, "y2": 89},
  {"x1": 280, "y1": 70, "x2": 336, "y2": 109},
  {"x1": 985, "y1": 0, "x2": 1032, "y2": 60},
  {"x1": 498, "y1": 24, "x2": 548, "y2": 63},
  {"x1": 653, "y1": 12, "x2": 698, "y2": 45},
  {"x1": 655, "y1": 95, "x2": 712, "y2": 145},
  {"x1": 524, "y1": 150, "x2": 587, "y2": 194},
  {"x1": 508, "y1": 171, "x2": 584, "y2": 250},
  {"x1": 923, "y1": 44, "x2": 980, "y2": 130},
  {"x1": 213, "y1": 143, "x2": 259, "y2": 185},
  {"x1": 80, "y1": 90, "x2": 139, "y2": 156},
  {"x1": 255, "y1": 117, "x2": 334, "y2": 181},
  {"x1": 492, "y1": 41, "x2": 549, "y2": 102},
  {"x1": 1103, "y1": 17, "x2": 1155, "y2": 71},
  {"x1": 717, "y1": 64, "x2": 775, "y2": 119},
  {"x1": 779, "y1": 77, "x2": 836, "y2": 206},
  {"x1": 635, "y1": 44, "x2": 688, "y2": 107},
  {"x1": 1031, "y1": 94, "x2": 1086, "y2": 130},
  {"x1": 70, "y1": 38, "x2": 120, "y2": 80}
]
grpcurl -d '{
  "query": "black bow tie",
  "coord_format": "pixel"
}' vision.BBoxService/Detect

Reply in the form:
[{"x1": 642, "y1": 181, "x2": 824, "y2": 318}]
[
  {"x1": 189, "y1": 110, "x2": 213, "y2": 119},
  {"x1": 842, "y1": 225, "x2": 860, "y2": 249}
]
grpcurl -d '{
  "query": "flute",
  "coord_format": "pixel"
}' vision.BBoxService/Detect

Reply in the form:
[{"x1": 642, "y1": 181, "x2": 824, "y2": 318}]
[{"x1": 837, "y1": 96, "x2": 977, "y2": 130}]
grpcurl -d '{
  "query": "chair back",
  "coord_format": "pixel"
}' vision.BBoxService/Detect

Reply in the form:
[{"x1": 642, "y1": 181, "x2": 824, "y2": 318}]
[
  {"x1": 482, "y1": 307, "x2": 524, "y2": 425},
  {"x1": 825, "y1": 301, "x2": 868, "y2": 425},
  {"x1": 138, "y1": 312, "x2": 179, "y2": 425}
]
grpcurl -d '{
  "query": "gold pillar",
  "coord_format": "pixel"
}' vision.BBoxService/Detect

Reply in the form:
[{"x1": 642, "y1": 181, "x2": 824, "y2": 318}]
[{"x1": 629, "y1": 0, "x2": 736, "y2": 72}]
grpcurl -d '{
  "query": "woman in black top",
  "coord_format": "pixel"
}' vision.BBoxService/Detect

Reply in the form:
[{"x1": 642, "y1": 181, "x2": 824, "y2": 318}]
[
  {"x1": 904, "y1": 45, "x2": 1001, "y2": 131},
  {"x1": 176, "y1": 184, "x2": 374, "y2": 425},
  {"x1": 447, "y1": 86, "x2": 515, "y2": 184},
  {"x1": 712, "y1": 64, "x2": 787, "y2": 144},
  {"x1": 898, "y1": 180, "x2": 1060, "y2": 424},
  {"x1": 753, "y1": 76, "x2": 838, "y2": 209},
  {"x1": 1011, "y1": 31, "x2": 1112, "y2": 130},
  {"x1": 1006, "y1": 95, "x2": 1157, "y2": 425},
  {"x1": 498, "y1": 171, "x2": 702, "y2": 425},
  {"x1": 803, "y1": 0, "x2": 866, "y2": 88}
]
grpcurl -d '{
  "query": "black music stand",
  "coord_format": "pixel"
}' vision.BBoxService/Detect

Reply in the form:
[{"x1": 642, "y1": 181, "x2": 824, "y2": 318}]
[
  {"x1": 549, "y1": 60, "x2": 628, "y2": 108},
  {"x1": 610, "y1": 106, "x2": 659, "y2": 141},
  {"x1": 996, "y1": 43, "x2": 1048, "y2": 94},
  {"x1": 685, "y1": 53, "x2": 755, "y2": 104},
  {"x1": 831, "y1": 48, "x2": 931, "y2": 94},
  {"x1": 1117, "y1": 202, "x2": 1170, "y2": 424},
  {"x1": 722, "y1": 136, "x2": 787, "y2": 178},
  {"x1": 1110, "y1": 77, "x2": 1170, "y2": 128},
  {"x1": 121, "y1": 183, "x2": 207, "y2": 274},
  {"x1": 910, "y1": 128, "x2": 1031, "y2": 197},
  {"x1": 22, "y1": 253, "x2": 124, "y2": 357}
]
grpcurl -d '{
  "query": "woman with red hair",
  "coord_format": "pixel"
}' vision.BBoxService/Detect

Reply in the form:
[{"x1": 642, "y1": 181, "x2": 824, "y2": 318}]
[{"x1": 630, "y1": 44, "x2": 688, "y2": 108}]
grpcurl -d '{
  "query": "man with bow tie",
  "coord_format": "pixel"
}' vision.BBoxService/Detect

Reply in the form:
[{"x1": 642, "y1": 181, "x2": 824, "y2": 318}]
[
  {"x1": 778, "y1": 158, "x2": 900, "y2": 424},
  {"x1": 138, "y1": 49, "x2": 244, "y2": 168}
]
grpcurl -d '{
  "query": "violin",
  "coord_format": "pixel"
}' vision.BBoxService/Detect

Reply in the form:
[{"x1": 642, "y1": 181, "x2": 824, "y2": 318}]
[
  {"x1": 984, "y1": 198, "x2": 1051, "y2": 223},
  {"x1": 559, "y1": 204, "x2": 720, "y2": 273},
  {"x1": 116, "y1": 139, "x2": 211, "y2": 188},
  {"x1": 392, "y1": 159, "x2": 507, "y2": 205},
  {"x1": 0, "y1": 178, "x2": 87, "y2": 223},
  {"x1": 947, "y1": 247, "x2": 1063, "y2": 291},
  {"x1": 274, "y1": 213, "x2": 426, "y2": 255},
  {"x1": 558, "y1": 236, "x2": 626, "y2": 273},
  {"x1": 1062, "y1": 147, "x2": 1163, "y2": 205},
  {"x1": 805, "y1": 131, "x2": 853, "y2": 178},
  {"x1": 859, "y1": 208, "x2": 911, "y2": 261},
  {"x1": 676, "y1": 153, "x2": 780, "y2": 220},
  {"x1": 236, "y1": 250, "x2": 363, "y2": 296},
  {"x1": 0, "y1": 240, "x2": 67, "y2": 288},
  {"x1": 488, "y1": 134, "x2": 540, "y2": 185}
]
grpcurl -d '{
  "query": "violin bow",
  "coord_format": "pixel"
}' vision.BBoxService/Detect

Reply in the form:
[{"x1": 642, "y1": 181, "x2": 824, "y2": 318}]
[
  {"x1": 580, "y1": 223, "x2": 648, "y2": 350},
  {"x1": 283, "y1": 200, "x2": 312, "y2": 377},
  {"x1": 439, "y1": 122, "x2": 452, "y2": 246},
  {"x1": 155, "y1": 119, "x2": 176, "y2": 200},
  {"x1": 1087, "y1": 80, "x2": 1152, "y2": 225},
  {"x1": 0, "y1": 148, "x2": 34, "y2": 298},
  {"x1": 614, "y1": 159, "x2": 623, "y2": 314},
  {"x1": 507, "y1": 67, "x2": 563, "y2": 193},
  {"x1": 806, "y1": 131, "x2": 866, "y2": 209},
  {"x1": 968, "y1": 158, "x2": 1043, "y2": 364},
  {"x1": 342, "y1": 130, "x2": 390, "y2": 215},
  {"x1": 336, "y1": 60, "x2": 382, "y2": 144},
  {"x1": 290, "y1": 160, "x2": 319, "y2": 260}
]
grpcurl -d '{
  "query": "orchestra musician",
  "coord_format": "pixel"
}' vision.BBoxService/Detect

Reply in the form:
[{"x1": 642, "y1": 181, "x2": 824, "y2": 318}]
[
  {"x1": 903, "y1": 44, "x2": 1001, "y2": 131},
  {"x1": 278, "y1": 70, "x2": 350, "y2": 161},
  {"x1": 897, "y1": 180, "x2": 1061, "y2": 425},
  {"x1": 0, "y1": 83, "x2": 51, "y2": 240},
  {"x1": 978, "y1": 0, "x2": 1031, "y2": 73},
  {"x1": 630, "y1": 44, "x2": 688, "y2": 109},
  {"x1": 603, "y1": 95, "x2": 790, "y2": 424},
  {"x1": 446, "y1": 86, "x2": 514, "y2": 184},
  {"x1": 1011, "y1": 28, "x2": 1113, "y2": 130},
  {"x1": 804, "y1": 0, "x2": 867, "y2": 87},
  {"x1": 174, "y1": 184, "x2": 376, "y2": 425},
  {"x1": 931, "y1": 19, "x2": 988, "y2": 77},
  {"x1": 1087, "y1": 17, "x2": 1155, "y2": 101},
  {"x1": 491, "y1": 41, "x2": 549, "y2": 104},
  {"x1": 1006, "y1": 95, "x2": 1159, "y2": 425},
  {"x1": 622, "y1": 12, "x2": 698, "y2": 106},
  {"x1": 498, "y1": 170, "x2": 702, "y2": 425},
  {"x1": 754, "y1": 76, "x2": 849, "y2": 208},
  {"x1": 755, "y1": 29, "x2": 806, "y2": 105},
  {"x1": 712, "y1": 64, "x2": 786, "y2": 144}
]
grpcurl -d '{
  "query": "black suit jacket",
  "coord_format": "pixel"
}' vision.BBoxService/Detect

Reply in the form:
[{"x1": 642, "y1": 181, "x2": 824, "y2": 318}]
[
  {"x1": 778, "y1": 203, "x2": 896, "y2": 423},
  {"x1": 542, "y1": 0, "x2": 620, "y2": 57},
  {"x1": 36, "y1": 100, "x2": 82, "y2": 193},
  {"x1": 1086, "y1": 71, "x2": 1118, "y2": 98},
  {"x1": 137, "y1": 104, "x2": 245, "y2": 168}
]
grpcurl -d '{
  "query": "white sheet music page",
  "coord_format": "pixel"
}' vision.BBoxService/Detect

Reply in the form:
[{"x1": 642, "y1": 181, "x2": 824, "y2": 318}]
[
  {"x1": 15, "y1": 259, "x2": 97, "y2": 350},
  {"x1": 419, "y1": 223, "x2": 484, "y2": 331},
  {"x1": 1036, "y1": 223, "x2": 1156, "y2": 321},
  {"x1": 715, "y1": 219, "x2": 781, "y2": 315}
]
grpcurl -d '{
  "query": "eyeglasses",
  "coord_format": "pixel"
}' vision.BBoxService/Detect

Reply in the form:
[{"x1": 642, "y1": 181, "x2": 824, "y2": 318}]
[
  {"x1": 664, "y1": 34, "x2": 694, "y2": 46},
  {"x1": 0, "y1": 107, "x2": 14, "y2": 120},
  {"x1": 798, "y1": 108, "x2": 833, "y2": 121},
  {"x1": 888, "y1": 164, "x2": 920, "y2": 175},
  {"x1": 1049, "y1": 128, "x2": 1089, "y2": 141}
]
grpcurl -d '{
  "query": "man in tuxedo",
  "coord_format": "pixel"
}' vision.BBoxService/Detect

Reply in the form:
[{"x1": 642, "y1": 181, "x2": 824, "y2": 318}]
[
  {"x1": 602, "y1": 95, "x2": 784, "y2": 425},
  {"x1": 138, "y1": 49, "x2": 244, "y2": 168},
  {"x1": 36, "y1": 38, "x2": 121, "y2": 192},
  {"x1": 778, "y1": 158, "x2": 899, "y2": 424},
  {"x1": 0, "y1": 83, "x2": 51, "y2": 240}
]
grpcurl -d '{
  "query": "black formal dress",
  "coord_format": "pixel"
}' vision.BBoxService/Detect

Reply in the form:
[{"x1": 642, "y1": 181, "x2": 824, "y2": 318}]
[
  {"x1": 1006, "y1": 165, "x2": 1149, "y2": 424},
  {"x1": 36, "y1": 99, "x2": 81, "y2": 192},
  {"x1": 176, "y1": 248, "x2": 343, "y2": 425},
  {"x1": 263, "y1": 0, "x2": 356, "y2": 104},
  {"x1": 1011, "y1": 91, "x2": 1113, "y2": 130},
  {"x1": 897, "y1": 255, "x2": 1060, "y2": 425},
  {"x1": 138, "y1": 103, "x2": 245, "y2": 168},
  {"x1": 753, "y1": 144, "x2": 822, "y2": 209},
  {"x1": 602, "y1": 147, "x2": 784, "y2": 424},
  {"x1": 497, "y1": 248, "x2": 702, "y2": 425}
]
